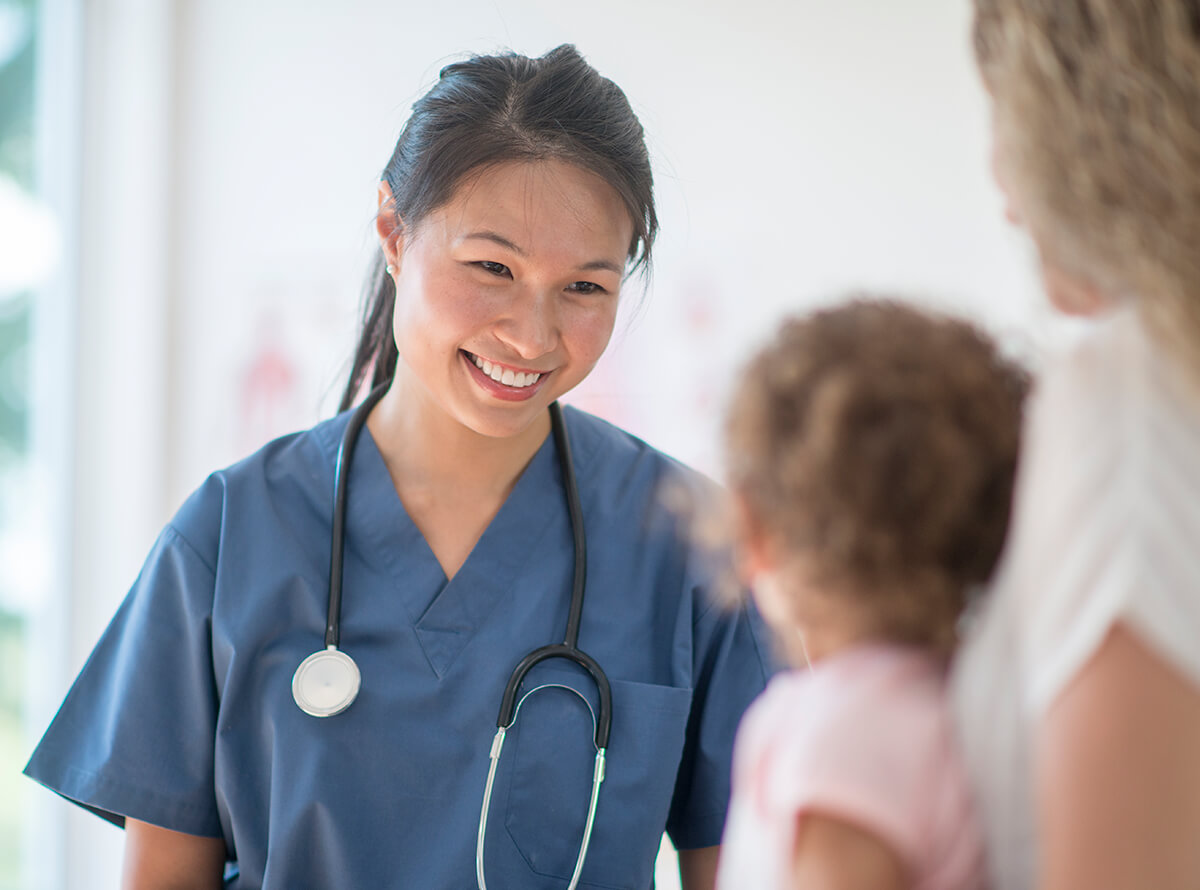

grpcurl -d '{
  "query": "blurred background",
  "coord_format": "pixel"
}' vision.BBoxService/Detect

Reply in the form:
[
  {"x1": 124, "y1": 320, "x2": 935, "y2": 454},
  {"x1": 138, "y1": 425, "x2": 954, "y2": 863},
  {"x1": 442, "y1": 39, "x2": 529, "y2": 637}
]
[{"x1": 1, "y1": 1, "x2": 1061, "y2": 887}]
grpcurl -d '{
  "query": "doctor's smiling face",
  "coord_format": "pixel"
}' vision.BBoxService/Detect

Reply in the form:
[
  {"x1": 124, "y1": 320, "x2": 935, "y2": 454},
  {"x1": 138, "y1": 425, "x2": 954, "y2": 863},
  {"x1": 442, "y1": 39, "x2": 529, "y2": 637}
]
[{"x1": 376, "y1": 158, "x2": 634, "y2": 442}]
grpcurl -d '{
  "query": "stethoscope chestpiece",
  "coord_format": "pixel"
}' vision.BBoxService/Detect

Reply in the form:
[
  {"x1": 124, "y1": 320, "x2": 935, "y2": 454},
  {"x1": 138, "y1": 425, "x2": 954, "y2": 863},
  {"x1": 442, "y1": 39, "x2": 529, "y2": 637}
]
[
  {"x1": 292, "y1": 385, "x2": 384, "y2": 719},
  {"x1": 292, "y1": 646, "x2": 361, "y2": 717}
]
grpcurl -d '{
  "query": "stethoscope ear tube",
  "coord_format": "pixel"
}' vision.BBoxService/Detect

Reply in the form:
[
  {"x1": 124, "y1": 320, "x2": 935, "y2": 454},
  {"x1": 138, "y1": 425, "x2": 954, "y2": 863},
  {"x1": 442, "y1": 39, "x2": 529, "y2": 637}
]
[{"x1": 477, "y1": 722, "x2": 606, "y2": 890}]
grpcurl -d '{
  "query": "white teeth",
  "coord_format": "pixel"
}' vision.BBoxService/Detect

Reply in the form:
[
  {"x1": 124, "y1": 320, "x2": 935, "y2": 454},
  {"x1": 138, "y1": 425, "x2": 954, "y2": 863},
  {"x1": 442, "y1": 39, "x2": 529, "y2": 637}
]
[{"x1": 471, "y1": 353, "x2": 541, "y2": 388}]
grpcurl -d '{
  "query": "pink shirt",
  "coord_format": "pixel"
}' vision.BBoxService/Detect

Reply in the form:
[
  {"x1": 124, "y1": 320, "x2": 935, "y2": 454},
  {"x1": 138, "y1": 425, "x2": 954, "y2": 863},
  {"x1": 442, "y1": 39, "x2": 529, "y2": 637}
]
[{"x1": 717, "y1": 646, "x2": 987, "y2": 889}]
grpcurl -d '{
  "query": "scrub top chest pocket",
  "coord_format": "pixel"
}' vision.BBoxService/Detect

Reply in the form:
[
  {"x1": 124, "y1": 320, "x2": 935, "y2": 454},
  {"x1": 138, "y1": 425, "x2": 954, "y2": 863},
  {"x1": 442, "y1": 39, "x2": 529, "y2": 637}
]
[{"x1": 500, "y1": 673, "x2": 693, "y2": 890}]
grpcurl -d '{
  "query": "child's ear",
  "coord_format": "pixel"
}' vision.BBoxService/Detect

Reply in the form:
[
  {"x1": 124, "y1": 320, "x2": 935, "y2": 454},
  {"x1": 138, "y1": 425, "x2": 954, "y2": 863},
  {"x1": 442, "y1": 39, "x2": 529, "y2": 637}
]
[{"x1": 731, "y1": 493, "x2": 775, "y2": 578}]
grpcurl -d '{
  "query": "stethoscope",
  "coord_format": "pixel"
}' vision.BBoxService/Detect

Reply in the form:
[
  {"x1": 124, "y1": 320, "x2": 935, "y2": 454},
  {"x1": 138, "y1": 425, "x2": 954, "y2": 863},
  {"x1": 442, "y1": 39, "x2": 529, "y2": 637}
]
[{"x1": 291, "y1": 384, "x2": 612, "y2": 890}]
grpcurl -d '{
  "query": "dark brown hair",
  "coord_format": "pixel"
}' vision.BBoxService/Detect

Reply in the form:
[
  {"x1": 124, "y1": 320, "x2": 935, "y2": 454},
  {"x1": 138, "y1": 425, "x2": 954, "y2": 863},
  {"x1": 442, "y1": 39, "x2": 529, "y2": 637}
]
[
  {"x1": 340, "y1": 45, "x2": 657, "y2": 410},
  {"x1": 725, "y1": 299, "x2": 1029, "y2": 652}
]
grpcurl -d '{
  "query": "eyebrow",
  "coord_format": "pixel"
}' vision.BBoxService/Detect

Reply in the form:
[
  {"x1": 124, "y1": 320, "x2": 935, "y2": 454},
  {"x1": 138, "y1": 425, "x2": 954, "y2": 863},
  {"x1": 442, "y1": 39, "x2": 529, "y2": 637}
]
[
  {"x1": 464, "y1": 230, "x2": 526, "y2": 255},
  {"x1": 463, "y1": 230, "x2": 625, "y2": 276}
]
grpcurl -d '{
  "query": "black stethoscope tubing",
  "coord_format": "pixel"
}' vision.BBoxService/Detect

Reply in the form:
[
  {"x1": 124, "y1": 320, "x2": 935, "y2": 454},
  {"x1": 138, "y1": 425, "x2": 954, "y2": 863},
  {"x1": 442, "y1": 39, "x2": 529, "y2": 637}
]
[
  {"x1": 299, "y1": 384, "x2": 613, "y2": 887},
  {"x1": 323, "y1": 383, "x2": 388, "y2": 651},
  {"x1": 314, "y1": 384, "x2": 612, "y2": 748},
  {"x1": 494, "y1": 399, "x2": 612, "y2": 749}
]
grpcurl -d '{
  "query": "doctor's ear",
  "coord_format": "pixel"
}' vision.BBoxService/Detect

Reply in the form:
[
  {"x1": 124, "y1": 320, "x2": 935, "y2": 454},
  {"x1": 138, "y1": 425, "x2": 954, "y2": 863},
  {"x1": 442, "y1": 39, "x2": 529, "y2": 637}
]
[{"x1": 375, "y1": 181, "x2": 406, "y2": 274}]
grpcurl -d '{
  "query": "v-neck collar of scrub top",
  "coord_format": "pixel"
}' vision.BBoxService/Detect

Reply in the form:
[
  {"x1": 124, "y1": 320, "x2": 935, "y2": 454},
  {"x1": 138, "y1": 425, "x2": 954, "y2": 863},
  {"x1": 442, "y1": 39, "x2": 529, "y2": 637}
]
[{"x1": 325, "y1": 404, "x2": 600, "y2": 678}]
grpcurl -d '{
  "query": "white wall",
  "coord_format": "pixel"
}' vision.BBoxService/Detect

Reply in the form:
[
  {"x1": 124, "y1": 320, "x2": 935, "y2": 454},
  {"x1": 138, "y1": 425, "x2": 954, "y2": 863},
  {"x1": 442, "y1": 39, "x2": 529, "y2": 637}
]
[
  {"x1": 45, "y1": 2, "x2": 1061, "y2": 887},
  {"x1": 165, "y1": 0, "x2": 1051, "y2": 497}
]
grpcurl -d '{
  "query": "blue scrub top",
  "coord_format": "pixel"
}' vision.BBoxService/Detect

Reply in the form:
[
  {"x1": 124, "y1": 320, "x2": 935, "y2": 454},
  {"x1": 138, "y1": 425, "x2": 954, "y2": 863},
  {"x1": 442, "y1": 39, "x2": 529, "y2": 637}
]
[{"x1": 25, "y1": 406, "x2": 773, "y2": 889}]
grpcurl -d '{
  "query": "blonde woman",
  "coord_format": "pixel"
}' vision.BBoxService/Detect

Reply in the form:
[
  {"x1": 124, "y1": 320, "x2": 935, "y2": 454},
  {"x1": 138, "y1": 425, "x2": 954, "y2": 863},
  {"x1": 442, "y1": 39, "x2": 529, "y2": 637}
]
[{"x1": 952, "y1": 3, "x2": 1200, "y2": 888}]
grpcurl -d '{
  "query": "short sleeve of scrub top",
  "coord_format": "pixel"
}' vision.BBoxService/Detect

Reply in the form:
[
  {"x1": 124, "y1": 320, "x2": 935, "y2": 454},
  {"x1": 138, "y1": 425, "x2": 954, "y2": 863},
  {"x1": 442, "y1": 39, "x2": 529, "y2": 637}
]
[
  {"x1": 25, "y1": 406, "x2": 775, "y2": 890},
  {"x1": 25, "y1": 520, "x2": 224, "y2": 836}
]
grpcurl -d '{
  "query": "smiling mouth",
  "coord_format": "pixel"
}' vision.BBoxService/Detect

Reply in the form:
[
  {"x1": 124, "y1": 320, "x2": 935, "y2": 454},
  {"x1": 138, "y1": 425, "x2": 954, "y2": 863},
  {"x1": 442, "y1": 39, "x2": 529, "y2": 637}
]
[{"x1": 464, "y1": 351, "x2": 544, "y2": 389}]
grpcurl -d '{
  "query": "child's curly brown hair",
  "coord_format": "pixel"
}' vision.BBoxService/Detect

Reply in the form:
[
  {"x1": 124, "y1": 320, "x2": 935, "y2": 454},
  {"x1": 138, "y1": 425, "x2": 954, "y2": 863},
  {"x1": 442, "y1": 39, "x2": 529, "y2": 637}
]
[{"x1": 725, "y1": 299, "x2": 1029, "y2": 653}]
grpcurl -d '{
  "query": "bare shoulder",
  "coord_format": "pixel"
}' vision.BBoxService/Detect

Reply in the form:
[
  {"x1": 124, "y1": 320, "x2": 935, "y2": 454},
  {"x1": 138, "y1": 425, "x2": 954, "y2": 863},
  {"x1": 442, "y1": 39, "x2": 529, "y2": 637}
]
[{"x1": 1038, "y1": 622, "x2": 1200, "y2": 889}]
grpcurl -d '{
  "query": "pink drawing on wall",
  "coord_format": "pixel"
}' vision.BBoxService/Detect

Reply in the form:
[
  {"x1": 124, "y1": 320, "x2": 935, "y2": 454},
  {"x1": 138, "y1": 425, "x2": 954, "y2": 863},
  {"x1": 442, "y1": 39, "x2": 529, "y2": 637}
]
[{"x1": 238, "y1": 310, "x2": 301, "y2": 454}]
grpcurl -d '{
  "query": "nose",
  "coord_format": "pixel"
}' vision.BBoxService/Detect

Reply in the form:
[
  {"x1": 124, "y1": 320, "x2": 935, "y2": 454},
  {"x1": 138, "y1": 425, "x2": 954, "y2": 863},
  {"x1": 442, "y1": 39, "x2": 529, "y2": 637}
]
[{"x1": 494, "y1": 285, "x2": 558, "y2": 360}]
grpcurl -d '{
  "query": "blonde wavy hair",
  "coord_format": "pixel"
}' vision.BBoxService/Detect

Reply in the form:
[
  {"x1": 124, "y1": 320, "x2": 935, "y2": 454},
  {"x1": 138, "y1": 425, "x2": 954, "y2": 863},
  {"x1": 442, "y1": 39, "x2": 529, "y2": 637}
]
[{"x1": 974, "y1": 0, "x2": 1200, "y2": 377}]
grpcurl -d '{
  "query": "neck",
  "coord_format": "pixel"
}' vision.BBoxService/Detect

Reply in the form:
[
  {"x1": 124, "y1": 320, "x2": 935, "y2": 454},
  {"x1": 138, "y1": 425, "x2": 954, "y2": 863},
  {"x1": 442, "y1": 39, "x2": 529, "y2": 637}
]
[
  {"x1": 786, "y1": 588, "x2": 885, "y2": 668},
  {"x1": 365, "y1": 373, "x2": 552, "y2": 501},
  {"x1": 796, "y1": 620, "x2": 876, "y2": 666}
]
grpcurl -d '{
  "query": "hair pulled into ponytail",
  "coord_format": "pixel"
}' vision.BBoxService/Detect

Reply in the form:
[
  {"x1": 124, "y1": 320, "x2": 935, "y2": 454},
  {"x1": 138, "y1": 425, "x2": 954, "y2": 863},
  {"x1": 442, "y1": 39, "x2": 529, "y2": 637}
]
[{"x1": 339, "y1": 45, "x2": 658, "y2": 411}]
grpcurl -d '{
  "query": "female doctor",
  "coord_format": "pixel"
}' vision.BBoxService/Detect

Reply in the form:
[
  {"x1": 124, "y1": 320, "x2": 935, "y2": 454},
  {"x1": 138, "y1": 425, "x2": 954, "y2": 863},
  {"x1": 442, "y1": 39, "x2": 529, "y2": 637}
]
[{"x1": 25, "y1": 45, "x2": 771, "y2": 889}]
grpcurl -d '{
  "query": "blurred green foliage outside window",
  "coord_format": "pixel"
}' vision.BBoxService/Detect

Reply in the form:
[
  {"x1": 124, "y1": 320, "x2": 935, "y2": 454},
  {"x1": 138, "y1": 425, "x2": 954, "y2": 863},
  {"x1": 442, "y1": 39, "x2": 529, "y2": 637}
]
[{"x1": 1, "y1": 0, "x2": 40, "y2": 886}]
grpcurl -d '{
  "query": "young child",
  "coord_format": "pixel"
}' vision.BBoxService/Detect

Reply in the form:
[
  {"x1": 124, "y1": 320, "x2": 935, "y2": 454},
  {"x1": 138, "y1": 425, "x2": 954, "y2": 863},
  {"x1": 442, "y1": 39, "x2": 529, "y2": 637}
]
[{"x1": 715, "y1": 299, "x2": 1028, "y2": 890}]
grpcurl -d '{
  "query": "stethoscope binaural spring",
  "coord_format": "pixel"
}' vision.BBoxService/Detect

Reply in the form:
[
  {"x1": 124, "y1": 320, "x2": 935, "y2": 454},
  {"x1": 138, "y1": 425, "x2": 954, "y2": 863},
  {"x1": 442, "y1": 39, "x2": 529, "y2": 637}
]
[{"x1": 290, "y1": 385, "x2": 612, "y2": 890}]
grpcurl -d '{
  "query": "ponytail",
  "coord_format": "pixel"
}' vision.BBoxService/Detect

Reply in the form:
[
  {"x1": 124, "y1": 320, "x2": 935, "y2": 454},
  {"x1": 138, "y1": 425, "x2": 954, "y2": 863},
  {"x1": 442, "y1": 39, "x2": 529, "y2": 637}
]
[{"x1": 339, "y1": 252, "x2": 399, "y2": 412}]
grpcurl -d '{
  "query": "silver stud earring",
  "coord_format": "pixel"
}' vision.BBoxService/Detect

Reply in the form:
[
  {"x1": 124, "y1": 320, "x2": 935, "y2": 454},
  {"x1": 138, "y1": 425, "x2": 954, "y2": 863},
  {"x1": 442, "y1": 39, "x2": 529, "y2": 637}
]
[{"x1": 386, "y1": 264, "x2": 396, "y2": 276}]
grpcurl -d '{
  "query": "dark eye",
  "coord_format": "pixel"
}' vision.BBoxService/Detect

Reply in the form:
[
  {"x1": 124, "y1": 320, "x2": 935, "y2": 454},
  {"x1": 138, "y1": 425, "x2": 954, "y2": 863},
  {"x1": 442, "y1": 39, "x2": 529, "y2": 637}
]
[
  {"x1": 478, "y1": 261, "x2": 511, "y2": 277},
  {"x1": 567, "y1": 281, "x2": 606, "y2": 295}
]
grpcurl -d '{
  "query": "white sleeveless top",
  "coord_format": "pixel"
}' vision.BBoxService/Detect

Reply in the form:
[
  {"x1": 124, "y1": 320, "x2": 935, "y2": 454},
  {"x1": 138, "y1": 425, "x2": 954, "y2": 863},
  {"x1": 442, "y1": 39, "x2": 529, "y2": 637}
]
[{"x1": 951, "y1": 307, "x2": 1200, "y2": 889}]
